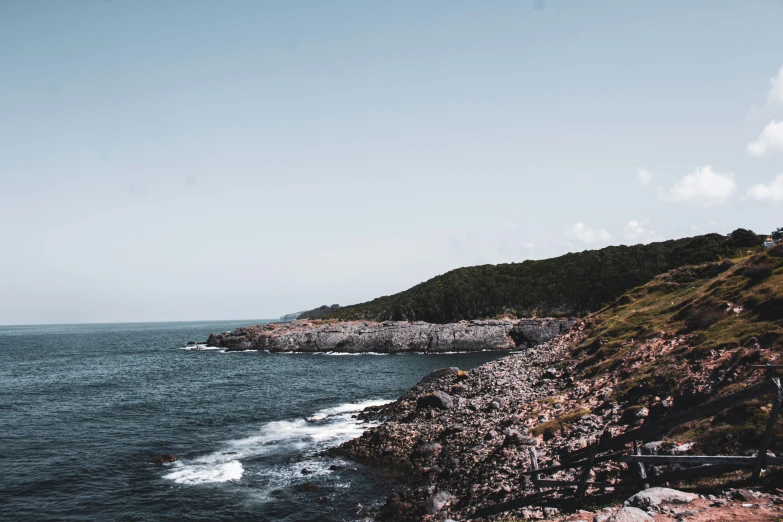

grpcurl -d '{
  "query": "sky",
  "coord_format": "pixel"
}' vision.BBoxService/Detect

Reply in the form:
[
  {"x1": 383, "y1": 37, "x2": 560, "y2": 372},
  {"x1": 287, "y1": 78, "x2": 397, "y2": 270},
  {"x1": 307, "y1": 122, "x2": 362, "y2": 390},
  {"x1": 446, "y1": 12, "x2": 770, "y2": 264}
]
[{"x1": 1, "y1": 1, "x2": 783, "y2": 325}]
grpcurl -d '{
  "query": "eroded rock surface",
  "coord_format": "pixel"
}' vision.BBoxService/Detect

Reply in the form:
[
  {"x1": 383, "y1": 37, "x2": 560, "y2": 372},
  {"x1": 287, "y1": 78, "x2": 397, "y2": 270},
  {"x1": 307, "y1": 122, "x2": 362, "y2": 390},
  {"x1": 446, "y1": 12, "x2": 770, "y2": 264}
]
[{"x1": 206, "y1": 318, "x2": 575, "y2": 353}]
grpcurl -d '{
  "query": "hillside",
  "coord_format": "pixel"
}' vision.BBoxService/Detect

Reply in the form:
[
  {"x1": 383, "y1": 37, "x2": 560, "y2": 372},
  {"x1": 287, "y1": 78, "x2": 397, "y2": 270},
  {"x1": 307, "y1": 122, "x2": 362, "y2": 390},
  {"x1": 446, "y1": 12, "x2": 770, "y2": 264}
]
[
  {"x1": 566, "y1": 241, "x2": 783, "y2": 453},
  {"x1": 337, "y1": 243, "x2": 783, "y2": 520},
  {"x1": 324, "y1": 229, "x2": 762, "y2": 323}
]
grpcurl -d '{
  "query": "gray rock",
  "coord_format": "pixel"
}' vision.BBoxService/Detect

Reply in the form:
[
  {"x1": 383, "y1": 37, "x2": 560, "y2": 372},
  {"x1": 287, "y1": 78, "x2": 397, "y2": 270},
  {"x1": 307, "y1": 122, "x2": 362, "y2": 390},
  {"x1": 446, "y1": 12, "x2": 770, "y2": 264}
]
[
  {"x1": 417, "y1": 391, "x2": 454, "y2": 410},
  {"x1": 425, "y1": 491, "x2": 452, "y2": 515},
  {"x1": 628, "y1": 487, "x2": 698, "y2": 508},
  {"x1": 606, "y1": 507, "x2": 654, "y2": 522}
]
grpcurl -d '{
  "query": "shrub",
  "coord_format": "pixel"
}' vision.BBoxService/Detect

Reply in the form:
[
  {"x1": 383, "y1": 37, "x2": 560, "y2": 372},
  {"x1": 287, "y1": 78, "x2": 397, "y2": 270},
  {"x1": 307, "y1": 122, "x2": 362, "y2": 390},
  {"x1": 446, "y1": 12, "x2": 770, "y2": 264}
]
[
  {"x1": 742, "y1": 263, "x2": 773, "y2": 283},
  {"x1": 683, "y1": 301, "x2": 726, "y2": 331}
]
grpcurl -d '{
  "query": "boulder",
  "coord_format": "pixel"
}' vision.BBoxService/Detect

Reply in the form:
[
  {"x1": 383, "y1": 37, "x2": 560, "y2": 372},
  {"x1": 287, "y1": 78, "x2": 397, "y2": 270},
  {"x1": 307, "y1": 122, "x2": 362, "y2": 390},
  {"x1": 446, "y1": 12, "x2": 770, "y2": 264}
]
[
  {"x1": 153, "y1": 454, "x2": 177, "y2": 465},
  {"x1": 417, "y1": 391, "x2": 454, "y2": 410},
  {"x1": 606, "y1": 507, "x2": 654, "y2": 522},
  {"x1": 510, "y1": 318, "x2": 576, "y2": 347},
  {"x1": 731, "y1": 489, "x2": 755, "y2": 501},
  {"x1": 628, "y1": 487, "x2": 698, "y2": 508},
  {"x1": 412, "y1": 442, "x2": 442, "y2": 458},
  {"x1": 426, "y1": 491, "x2": 453, "y2": 515},
  {"x1": 420, "y1": 367, "x2": 461, "y2": 385}
]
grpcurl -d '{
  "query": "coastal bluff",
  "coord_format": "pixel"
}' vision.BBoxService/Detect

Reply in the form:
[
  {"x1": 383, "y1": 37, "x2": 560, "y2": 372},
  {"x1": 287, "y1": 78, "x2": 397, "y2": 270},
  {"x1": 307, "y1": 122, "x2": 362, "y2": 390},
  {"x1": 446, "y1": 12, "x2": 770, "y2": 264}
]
[{"x1": 206, "y1": 318, "x2": 576, "y2": 353}]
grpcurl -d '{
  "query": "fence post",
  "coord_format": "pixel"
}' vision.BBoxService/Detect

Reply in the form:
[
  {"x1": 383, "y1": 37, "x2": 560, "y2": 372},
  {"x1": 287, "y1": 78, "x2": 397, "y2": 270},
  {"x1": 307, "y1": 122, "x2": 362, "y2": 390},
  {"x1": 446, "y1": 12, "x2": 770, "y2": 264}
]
[
  {"x1": 529, "y1": 447, "x2": 540, "y2": 490},
  {"x1": 575, "y1": 430, "x2": 608, "y2": 507},
  {"x1": 633, "y1": 441, "x2": 649, "y2": 489},
  {"x1": 754, "y1": 378, "x2": 783, "y2": 478}
]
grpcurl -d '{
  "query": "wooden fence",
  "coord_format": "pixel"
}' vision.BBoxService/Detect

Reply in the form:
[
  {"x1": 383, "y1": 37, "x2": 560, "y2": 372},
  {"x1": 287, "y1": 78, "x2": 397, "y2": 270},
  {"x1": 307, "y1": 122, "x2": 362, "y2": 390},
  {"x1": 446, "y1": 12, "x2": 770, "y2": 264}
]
[{"x1": 471, "y1": 378, "x2": 783, "y2": 518}]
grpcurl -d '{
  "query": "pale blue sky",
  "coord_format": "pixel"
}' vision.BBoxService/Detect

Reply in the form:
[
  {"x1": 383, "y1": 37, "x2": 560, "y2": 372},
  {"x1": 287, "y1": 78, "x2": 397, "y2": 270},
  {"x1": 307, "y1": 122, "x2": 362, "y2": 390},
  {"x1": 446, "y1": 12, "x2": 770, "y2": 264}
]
[{"x1": 2, "y1": 1, "x2": 783, "y2": 325}]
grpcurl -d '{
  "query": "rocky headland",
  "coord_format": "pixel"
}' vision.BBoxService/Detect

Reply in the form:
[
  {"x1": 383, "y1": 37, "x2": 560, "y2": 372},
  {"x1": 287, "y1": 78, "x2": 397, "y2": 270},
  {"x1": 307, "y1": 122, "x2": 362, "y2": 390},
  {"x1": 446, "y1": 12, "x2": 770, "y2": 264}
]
[{"x1": 206, "y1": 318, "x2": 576, "y2": 353}]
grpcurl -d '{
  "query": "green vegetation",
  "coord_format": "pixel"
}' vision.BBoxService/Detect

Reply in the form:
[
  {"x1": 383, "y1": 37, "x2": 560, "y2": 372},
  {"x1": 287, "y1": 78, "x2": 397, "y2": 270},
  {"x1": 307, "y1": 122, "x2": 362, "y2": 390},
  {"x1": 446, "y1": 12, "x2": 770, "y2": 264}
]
[
  {"x1": 296, "y1": 304, "x2": 340, "y2": 320},
  {"x1": 324, "y1": 230, "x2": 762, "y2": 323}
]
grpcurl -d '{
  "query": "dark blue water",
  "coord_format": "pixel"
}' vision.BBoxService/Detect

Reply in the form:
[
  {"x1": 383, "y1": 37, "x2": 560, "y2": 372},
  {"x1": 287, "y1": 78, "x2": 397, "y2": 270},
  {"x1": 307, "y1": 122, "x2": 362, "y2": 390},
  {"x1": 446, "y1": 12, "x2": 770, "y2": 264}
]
[{"x1": 0, "y1": 321, "x2": 503, "y2": 521}]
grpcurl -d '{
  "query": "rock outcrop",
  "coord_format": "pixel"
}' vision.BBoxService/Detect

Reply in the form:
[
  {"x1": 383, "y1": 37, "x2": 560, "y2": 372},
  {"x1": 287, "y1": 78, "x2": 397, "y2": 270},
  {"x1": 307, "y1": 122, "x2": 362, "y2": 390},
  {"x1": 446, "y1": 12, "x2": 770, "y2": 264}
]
[
  {"x1": 206, "y1": 318, "x2": 575, "y2": 353},
  {"x1": 510, "y1": 318, "x2": 577, "y2": 347}
]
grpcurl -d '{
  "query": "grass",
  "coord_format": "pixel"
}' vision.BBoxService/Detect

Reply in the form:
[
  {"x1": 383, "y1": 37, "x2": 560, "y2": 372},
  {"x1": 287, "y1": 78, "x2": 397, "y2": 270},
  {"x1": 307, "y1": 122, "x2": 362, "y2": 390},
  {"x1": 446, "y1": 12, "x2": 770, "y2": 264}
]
[{"x1": 530, "y1": 408, "x2": 591, "y2": 439}]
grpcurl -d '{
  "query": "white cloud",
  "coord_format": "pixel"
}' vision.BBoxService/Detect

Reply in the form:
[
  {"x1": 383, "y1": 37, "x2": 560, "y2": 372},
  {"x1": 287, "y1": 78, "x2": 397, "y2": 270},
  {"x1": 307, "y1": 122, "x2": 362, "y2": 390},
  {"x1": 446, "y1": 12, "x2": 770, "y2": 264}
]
[
  {"x1": 624, "y1": 220, "x2": 656, "y2": 244},
  {"x1": 569, "y1": 222, "x2": 612, "y2": 244},
  {"x1": 637, "y1": 168, "x2": 652, "y2": 187},
  {"x1": 746, "y1": 173, "x2": 783, "y2": 203},
  {"x1": 657, "y1": 165, "x2": 737, "y2": 206},
  {"x1": 747, "y1": 120, "x2": 783, "y2": 157},
  {"x1": 768, "y1": 65, "x2": 783, "y2": 107}
]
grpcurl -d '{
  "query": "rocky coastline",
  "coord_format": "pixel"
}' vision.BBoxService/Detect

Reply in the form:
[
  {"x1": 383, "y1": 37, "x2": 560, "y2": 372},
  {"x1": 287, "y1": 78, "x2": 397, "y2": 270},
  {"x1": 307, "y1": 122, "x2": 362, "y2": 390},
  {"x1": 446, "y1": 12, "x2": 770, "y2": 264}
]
[
  {"x1": 206, "y1": 318, "x2": 576, "y2": 353},
  {"x1": 332, "y1": 322, "x2": 783, "y2": 521}
]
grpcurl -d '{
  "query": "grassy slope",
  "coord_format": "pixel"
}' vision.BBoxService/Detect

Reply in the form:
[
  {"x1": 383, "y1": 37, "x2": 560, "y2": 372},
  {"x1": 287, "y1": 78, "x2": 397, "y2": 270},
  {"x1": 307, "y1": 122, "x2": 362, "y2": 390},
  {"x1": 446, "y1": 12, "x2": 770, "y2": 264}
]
[
  {"x1": 324, "y1": 230, "x2": 761, "y2": 324},
  {"x1": 562, "y1": 244, "x2": 783, "y2": 453}
]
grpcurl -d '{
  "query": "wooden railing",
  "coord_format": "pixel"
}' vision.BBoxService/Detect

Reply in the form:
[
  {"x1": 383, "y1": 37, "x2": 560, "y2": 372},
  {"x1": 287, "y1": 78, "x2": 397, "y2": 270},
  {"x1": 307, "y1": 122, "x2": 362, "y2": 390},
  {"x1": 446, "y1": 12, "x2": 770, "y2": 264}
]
[{"x1": 471, "y1": 378, "x2": 783, "y2": 519}]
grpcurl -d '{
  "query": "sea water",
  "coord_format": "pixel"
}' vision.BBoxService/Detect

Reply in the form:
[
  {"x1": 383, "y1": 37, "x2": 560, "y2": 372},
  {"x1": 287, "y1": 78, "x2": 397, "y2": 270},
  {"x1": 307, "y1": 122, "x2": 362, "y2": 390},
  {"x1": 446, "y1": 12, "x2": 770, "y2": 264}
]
[{"x1": 0, "y1": 320, "x2": 503, "y2": 521}]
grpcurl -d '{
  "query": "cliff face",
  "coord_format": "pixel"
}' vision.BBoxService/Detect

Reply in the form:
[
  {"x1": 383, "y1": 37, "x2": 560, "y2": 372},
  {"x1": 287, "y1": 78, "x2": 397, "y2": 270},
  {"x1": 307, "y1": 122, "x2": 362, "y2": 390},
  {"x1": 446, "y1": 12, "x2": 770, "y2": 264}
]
[{"x1": 206, "y1": 318, "x2": 576, "y2": 353}]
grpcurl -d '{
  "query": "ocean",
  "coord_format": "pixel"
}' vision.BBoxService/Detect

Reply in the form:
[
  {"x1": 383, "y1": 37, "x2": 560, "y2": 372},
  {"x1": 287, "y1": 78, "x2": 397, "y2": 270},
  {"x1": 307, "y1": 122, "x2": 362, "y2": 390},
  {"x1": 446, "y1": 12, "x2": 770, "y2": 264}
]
[{"x1": 0, "y1": 320, "x2": 504, "y2": 521}]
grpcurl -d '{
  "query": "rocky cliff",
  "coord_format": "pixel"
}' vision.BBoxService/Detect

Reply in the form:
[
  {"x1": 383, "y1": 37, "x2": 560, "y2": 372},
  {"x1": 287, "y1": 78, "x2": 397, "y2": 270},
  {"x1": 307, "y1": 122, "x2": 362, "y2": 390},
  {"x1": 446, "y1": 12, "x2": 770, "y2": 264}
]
[{"x1": 206, "y1": 318, "x2": 576, "y2": 353}]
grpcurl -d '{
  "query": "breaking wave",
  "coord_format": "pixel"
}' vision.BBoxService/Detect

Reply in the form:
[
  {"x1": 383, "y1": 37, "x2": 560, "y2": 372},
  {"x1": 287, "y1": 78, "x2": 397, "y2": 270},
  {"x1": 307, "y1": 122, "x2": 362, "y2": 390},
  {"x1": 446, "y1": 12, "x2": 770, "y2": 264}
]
[{"x1": 162, "y1": 399, "x2": 391, "y2": 486}]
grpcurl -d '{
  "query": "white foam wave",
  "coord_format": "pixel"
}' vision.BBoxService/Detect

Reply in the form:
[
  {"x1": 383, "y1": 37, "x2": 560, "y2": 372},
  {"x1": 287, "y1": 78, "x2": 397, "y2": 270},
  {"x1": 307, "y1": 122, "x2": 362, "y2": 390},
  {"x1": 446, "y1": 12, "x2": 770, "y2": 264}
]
[
  {"x1": 306, "y1": 399, "x2": 391, "y2": 421},
  {"x1": 179, "y1": 344, "x2": 220, "y2": 351},
  {"x1": 163, "y1": 460, "x2": 243, "y2": 485},
  {"x1": 162, "y1": 399, "x2": 391, "y2": 486}
]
